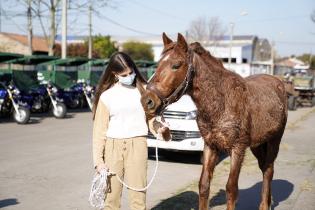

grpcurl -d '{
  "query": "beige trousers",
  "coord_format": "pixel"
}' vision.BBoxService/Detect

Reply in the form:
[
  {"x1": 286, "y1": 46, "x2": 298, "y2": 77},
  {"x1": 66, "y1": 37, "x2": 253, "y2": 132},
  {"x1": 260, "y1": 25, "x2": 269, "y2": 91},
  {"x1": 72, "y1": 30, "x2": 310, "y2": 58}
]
[{"x1": 104, "y1": 136, "x2": 148, "y2": 210}]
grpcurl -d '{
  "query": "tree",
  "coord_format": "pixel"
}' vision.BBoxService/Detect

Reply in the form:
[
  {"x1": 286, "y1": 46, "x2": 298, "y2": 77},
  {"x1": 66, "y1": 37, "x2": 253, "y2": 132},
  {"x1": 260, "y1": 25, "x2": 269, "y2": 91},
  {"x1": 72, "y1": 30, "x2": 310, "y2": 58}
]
[
  {"x1": 122, "y1": 41, "x2": 154, "y2": 61},
  {"x1": 187, "y1": 16, "x2": 226, "y2": 45},
  {"x1": 9, "y1": 0, "x2": 115, "y2": 56},
  {"x1": 311, "y1": 10, "x2": 315, "y2": 23},
  {"x1": 298, "y1": 54, "x2": 315, "y2": 69},
  {"x1": 54, "y1": 35, "x2": 117, "y2": 58},
  {"x1": 93, "y1": 35, "x2": 118, "y2": 58}
]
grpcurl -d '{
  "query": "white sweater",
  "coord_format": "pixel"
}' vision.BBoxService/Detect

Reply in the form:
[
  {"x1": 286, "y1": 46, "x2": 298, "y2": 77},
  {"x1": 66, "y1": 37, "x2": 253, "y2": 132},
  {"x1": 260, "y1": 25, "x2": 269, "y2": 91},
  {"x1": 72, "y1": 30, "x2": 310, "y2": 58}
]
[{"x1": 100, "y1": 83, "x2": 148, "y2": 139}]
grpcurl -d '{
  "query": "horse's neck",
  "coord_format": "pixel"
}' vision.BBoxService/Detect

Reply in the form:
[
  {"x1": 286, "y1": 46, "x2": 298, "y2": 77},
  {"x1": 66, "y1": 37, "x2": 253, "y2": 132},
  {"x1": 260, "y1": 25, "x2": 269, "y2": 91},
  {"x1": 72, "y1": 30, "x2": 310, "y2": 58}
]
[{"x1": 188, "y1": 56, "x2": 226, "y2": 121}]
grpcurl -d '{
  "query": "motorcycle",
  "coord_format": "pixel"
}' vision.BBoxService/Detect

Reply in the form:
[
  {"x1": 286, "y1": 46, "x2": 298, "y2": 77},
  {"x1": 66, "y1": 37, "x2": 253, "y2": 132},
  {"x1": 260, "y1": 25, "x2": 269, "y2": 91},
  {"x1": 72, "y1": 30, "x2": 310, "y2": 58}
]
[
  {"x1": 20, "y1": 85, "x2": 50, "y2": 113},
  {"x1": 0, "y1": 82, "x2": 30, "y2": 124},
  {"x1": 59, "y1": 84, "x2": 85, "y2": 109},
  {"x1": 46, "y1": 82, "x2": 67, "y2": 118},
  {"x1": 81, "y1": 81, "x2": 95, "y2": 110}
]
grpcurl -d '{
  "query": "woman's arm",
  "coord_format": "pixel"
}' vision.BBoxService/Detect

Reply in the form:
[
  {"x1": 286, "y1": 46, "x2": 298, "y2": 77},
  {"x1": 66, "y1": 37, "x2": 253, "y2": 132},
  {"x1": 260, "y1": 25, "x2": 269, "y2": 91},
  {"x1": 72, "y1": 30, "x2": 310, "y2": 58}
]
[{"x1": 92, "y1": 99, "x2": 109, "y2": 169}]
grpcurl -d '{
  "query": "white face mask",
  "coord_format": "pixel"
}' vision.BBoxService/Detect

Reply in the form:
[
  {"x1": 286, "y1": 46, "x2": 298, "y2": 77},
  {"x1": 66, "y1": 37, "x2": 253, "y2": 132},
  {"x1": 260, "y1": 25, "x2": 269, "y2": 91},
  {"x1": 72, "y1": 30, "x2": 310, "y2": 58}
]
[{"x1": 117, "y1": 72, "x2": 136, "y2": 86}]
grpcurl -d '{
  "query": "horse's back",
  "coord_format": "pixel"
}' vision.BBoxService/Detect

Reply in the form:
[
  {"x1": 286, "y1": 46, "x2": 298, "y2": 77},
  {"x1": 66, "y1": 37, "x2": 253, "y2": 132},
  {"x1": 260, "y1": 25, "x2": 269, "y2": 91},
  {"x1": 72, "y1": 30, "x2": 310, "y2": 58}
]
[{"x1": 245, "y1": 74, "x2": 288, "y2": 147}]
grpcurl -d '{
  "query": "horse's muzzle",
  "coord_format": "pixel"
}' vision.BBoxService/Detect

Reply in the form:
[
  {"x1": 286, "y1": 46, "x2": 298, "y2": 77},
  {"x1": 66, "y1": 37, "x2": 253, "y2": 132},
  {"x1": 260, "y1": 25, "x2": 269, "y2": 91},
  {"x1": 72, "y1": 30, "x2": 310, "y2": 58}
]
[{"x1": 140, "y1": 90, "x2": 162, "y2": 117}]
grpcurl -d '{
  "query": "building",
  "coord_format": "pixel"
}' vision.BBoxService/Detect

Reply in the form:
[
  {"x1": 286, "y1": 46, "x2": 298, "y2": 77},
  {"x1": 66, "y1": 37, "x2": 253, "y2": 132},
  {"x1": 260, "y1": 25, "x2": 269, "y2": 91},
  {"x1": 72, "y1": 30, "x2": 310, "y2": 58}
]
[
  {"x1": 113, "y1": 34, "x2": 273, "y2": 77},
  {"x1": 275, "y1": 57, "x2": 310, "y2": 75},
  {"x1": 0, "y1": 32, "x2": 48, "y2": 55}
]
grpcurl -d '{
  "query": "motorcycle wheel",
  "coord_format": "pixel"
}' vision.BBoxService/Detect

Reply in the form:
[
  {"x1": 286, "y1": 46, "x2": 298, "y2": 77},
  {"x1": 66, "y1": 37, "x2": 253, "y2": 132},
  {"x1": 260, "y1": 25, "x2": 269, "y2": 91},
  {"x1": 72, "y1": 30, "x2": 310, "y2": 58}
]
[
  {"x1": 52, "y1": 102, "x2": 67, "y2": 119},
  {"x1": 13, "y1": 107, "x2": 30, "y2": 124}
]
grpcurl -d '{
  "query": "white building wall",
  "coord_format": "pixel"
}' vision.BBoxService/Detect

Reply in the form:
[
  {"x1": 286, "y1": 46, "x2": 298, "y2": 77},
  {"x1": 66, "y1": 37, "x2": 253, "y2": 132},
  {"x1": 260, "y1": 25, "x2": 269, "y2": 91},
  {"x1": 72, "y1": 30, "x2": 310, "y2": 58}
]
[
  {"x1": 206, "y1": 46, "x2": 243, "y2": 64},
  {"x1": 152, "y1": 45, "x2": 164, "y2": 61}
]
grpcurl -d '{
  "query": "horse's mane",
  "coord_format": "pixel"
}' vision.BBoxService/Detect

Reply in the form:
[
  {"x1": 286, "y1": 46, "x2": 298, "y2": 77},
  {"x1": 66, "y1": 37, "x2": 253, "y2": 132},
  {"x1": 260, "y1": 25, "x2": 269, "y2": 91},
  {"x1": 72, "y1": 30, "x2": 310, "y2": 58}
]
[
  {"x1": 161, "y1": 41, "x2": 224, "y2": 69},
  {"x1": 189, "y1": 42, "x2": 224, "y2": 68}
]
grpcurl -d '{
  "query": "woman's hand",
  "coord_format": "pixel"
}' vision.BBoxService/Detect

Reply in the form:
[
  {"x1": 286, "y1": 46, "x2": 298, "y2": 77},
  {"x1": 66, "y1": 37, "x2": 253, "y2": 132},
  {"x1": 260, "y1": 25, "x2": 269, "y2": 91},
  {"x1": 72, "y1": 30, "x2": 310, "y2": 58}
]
[
  {"x1": 96, "y1": 163, "x2": 108, "y2": 174},
  {"x1": 157, "y1": 126, "x2": 172, "y2": 141}
]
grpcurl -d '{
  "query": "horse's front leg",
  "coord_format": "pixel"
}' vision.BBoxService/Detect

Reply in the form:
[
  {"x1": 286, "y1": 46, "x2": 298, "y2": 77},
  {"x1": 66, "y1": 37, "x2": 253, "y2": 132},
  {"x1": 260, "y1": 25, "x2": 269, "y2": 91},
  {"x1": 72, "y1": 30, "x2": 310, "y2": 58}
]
[
  {"x1": 226, "y1": 147, "x2": 246, "y2": 210},
  {"x1": 199, "y1": 145, "x2": 219, "y2": 210}
]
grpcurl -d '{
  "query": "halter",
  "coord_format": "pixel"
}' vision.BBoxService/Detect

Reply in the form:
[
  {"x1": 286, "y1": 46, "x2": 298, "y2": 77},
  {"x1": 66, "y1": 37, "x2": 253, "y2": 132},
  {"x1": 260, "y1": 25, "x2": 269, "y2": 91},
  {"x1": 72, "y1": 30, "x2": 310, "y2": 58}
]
[{"x1": 147, "y1": 48, "x2": 195, "y2": 114}]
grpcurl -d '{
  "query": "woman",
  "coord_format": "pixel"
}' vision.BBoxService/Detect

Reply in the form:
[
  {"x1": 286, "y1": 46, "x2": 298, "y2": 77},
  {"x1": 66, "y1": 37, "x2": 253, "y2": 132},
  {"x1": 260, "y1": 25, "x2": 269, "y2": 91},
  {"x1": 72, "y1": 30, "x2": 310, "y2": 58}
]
[{"x1": 92, "y1": 52, "x2": 169, "y2": 210}]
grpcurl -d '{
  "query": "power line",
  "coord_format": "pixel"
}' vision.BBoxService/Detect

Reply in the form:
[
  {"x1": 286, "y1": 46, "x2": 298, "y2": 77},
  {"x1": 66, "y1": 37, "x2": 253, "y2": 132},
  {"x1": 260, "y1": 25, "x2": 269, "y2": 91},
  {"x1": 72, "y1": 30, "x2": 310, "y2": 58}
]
[
  {"x1": 99, "y1": 14, "x2": 159, "y2": 36},
  {"x1": 237, "y1": 15, "x2": 309, "y2": 23},
  {"x1": 275, "y1": 40, "x2": 315, "y2": 46},
  {"x1": 128, "y1": 0, "x2": 187, "y2": 22}
]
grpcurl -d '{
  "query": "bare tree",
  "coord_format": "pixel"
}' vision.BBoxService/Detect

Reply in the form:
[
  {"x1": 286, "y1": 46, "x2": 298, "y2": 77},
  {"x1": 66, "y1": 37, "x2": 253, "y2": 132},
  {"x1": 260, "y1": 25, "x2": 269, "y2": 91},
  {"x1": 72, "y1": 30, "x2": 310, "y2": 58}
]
[
  {"x1": 187, "y1": 16, "x2": 226, "y2": 46},
  {"x1": 14, "y1": 0, "x2": 114, "y2": 56}
]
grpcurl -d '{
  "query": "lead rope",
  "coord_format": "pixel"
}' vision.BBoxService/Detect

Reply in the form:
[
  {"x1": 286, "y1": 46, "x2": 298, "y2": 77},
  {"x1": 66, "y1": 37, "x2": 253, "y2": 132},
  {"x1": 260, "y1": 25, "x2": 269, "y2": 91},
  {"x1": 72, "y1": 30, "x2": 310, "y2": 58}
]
[{"x1": 89, "y1": 116, "x2": 168, "y2": 209}]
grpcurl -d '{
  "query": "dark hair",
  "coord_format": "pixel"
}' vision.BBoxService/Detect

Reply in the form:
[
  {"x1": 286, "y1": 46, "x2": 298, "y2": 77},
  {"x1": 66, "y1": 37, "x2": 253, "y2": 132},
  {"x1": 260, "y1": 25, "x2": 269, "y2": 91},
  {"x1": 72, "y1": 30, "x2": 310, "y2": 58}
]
[{"x1": 92, "y1": 52, "x2": 147, "y2": 119}]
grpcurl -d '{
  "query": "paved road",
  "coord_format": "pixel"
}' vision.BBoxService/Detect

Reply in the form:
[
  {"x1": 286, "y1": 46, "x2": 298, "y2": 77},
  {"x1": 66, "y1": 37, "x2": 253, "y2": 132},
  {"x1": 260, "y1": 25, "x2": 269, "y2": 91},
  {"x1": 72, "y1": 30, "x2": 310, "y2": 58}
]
[{"x1": 0, "y1": 108, "x2": 314, "y2": 210}]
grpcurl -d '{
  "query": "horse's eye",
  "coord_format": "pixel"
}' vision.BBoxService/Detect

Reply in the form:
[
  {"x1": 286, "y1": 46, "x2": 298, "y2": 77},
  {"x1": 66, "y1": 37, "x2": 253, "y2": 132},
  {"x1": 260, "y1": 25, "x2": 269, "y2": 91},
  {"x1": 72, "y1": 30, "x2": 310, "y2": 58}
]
[{"x1": 172, "y1": 63, "x2": 181, "y2": 70}]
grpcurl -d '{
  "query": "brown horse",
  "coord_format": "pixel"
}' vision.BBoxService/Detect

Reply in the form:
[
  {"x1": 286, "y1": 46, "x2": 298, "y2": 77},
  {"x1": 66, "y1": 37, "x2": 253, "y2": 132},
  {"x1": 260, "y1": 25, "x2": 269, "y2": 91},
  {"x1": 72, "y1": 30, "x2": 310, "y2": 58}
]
[{"x1": 141, "y1": 33, "x2": 288, "y2": 210}]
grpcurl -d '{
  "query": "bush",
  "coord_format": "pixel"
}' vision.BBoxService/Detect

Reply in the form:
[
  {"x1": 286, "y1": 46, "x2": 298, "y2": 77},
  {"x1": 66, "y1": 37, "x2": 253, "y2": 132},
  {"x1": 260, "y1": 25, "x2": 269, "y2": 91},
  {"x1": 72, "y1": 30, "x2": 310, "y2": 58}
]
[{"x1": 122, "y1": 41, "x2": 154, "y2": 61}]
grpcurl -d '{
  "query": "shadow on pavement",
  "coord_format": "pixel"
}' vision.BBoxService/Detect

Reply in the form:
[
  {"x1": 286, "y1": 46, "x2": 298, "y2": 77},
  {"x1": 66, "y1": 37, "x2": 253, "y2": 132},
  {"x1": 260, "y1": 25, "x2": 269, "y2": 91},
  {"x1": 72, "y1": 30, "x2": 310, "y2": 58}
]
[
  {"x1": 150, "y1": 179, "x2": 293, "y2": 210},
  {"x1": 151, "y1": 191, "x2": 198, "y2": 210},
  {"x1": 148, "y1": 149, "x2": 228, "y2": 165},
  {"x1": 0, "y1": 198, "x2": 19, "y2": 208}
]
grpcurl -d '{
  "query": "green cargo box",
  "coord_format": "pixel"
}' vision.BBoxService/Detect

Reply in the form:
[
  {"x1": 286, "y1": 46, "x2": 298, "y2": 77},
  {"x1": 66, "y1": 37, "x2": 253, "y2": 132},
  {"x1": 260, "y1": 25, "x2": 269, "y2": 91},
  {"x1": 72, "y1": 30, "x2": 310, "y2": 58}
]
[
  {"x1": 37, "y1": 57, "x2": 89, "y2": 89},
  {"x1": 78, "y1": 59, "x2": 108, "y2": 86},
  {"x1": 1, "y1": 55, "x2": 58, "y2": 91}
]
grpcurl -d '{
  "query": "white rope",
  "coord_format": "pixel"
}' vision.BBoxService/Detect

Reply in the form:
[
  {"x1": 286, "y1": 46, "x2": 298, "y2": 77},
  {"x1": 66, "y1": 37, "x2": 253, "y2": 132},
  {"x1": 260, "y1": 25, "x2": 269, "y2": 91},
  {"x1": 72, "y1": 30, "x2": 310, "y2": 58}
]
[
  {"x1": 88, "y1": 169, "x2": 112, "y2": 209},
  {"x1": 89, "y1": 117, "x2": 166, "y2": 209}
]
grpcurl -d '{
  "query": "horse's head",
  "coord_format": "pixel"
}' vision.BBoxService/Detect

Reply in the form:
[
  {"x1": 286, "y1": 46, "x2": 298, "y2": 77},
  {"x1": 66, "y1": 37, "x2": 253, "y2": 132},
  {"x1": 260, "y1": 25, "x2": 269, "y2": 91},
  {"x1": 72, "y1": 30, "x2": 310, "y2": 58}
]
[{"x1": 141, "y1": 32, "x2": 194, "y2": 117}]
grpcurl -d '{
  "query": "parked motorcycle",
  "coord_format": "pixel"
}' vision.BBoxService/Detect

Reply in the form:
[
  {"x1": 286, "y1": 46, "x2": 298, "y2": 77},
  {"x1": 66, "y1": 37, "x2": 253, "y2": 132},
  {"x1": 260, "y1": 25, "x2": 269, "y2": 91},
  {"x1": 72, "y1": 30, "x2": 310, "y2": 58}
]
[
  {"x1": 46, "y1": 82, "x2": 67, "y2": 118},
  {"x1": 81, "y1": 81, "x2": 95, "y2": 110},
  {"x1": 0, "y1": 82, "x2": 30, "y2": 124},
  {"x1": 59, "y1": 84, "x2": 85, "y2": 109},
  {"x1": 20, "y1": 85, "x2": 50, "y2": 113}
]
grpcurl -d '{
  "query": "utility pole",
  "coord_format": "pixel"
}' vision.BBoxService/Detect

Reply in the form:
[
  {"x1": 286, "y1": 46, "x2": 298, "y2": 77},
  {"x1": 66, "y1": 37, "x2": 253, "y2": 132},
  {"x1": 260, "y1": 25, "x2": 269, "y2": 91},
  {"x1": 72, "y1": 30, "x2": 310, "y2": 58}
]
[
  {"x1": 61, "y1": 0, "x2": 67, "y2": 59},
  {"x1": 228, "y1": 22, "x2": 234, "y2": 70},
  {"x1": 0, "y1": 0, "x2": 2, "y2": 32},
  {"x1": 271, "y1": 41, "x2": 275, "y2": 75},
  {"x1": 88, "y1": 0, "x2": 92, "y2": 59},
  {"x1": 309, "y1": 51, "x2": 312, "y2": 68},
  {"x1": 48, "y1": 0, "x2": 56, "y2": 56},
  {"x1": 27, "y1": 0, "x2": 33, "y2": 55}
]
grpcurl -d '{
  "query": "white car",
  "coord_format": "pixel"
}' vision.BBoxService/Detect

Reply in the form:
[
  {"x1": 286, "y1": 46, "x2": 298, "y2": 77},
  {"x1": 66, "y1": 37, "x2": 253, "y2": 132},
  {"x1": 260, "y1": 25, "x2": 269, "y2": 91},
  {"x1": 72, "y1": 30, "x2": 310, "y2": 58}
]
[{"x1": 147, "y1": 95, "x2": 204, "y2": 152}]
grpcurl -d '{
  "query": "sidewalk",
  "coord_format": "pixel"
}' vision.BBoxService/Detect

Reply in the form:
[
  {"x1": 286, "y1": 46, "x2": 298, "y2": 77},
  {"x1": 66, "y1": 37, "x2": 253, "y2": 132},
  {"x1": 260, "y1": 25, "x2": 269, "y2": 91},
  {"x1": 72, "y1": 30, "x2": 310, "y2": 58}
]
[{"x1": 150, "y1": 107, "x2": 315, "y2": 210}]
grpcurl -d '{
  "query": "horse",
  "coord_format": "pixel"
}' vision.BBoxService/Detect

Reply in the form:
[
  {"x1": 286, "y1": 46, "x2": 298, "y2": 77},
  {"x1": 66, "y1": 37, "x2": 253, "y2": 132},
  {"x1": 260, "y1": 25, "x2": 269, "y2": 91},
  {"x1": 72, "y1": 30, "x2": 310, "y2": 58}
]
[{"x1": 140, "y1": 33, "x2": 288, "y2": 210}]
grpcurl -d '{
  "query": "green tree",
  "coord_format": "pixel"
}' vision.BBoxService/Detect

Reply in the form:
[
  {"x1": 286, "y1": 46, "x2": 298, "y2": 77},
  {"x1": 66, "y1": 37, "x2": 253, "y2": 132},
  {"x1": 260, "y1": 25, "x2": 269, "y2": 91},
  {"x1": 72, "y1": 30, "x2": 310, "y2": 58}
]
[
  {"x1": 93, "y1": 35, "x2": 118, "y2": 58},
  {"x1": 122, "y1": 41, "x2": 154, "y2": 61},
  {"x1": 298, "y1": 54, "x2": 315, "y2": 69}
]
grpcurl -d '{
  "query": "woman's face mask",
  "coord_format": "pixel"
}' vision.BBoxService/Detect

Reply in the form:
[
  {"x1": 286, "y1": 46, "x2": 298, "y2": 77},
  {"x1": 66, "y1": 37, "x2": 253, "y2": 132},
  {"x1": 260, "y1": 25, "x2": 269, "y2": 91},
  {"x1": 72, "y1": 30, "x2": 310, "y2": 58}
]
[{"x1": 117, "y1": 71, "x2": 136, "y2": 86}]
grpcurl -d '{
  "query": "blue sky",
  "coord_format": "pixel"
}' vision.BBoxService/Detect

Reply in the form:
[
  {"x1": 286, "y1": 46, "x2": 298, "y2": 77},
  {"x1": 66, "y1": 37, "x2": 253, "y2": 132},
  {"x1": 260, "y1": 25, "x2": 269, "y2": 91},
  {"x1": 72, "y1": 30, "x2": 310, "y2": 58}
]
[{"x1": 2, "y1": 0, "x2": 315, "y2": 56}]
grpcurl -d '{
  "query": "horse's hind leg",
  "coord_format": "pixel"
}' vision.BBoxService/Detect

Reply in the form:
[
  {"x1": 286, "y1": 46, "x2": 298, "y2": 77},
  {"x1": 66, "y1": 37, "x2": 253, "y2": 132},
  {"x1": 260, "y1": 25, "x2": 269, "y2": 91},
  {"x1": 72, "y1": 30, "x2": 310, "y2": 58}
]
[{"x1": 251, "y1": 137, "x2": 281, "y2": 210}]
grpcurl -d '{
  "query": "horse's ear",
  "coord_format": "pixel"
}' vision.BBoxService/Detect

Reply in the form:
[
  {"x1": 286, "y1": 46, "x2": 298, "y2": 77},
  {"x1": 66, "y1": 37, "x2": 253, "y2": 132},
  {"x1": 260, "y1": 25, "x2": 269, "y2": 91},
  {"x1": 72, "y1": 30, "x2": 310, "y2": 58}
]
[
  {"x1": 162, "y1": 32, "x2": 173, "y2": 46},
  {"x1": 176, "y1": 33, "x2": 188, "y2": 52}
]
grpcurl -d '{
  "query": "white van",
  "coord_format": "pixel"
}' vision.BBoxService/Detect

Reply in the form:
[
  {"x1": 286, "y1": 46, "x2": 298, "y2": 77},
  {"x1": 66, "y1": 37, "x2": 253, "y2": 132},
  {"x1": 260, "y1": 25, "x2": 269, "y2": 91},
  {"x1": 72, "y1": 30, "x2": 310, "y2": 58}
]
[{"x1": 147, "y1": 95, "x2": 204, "y2": 152}]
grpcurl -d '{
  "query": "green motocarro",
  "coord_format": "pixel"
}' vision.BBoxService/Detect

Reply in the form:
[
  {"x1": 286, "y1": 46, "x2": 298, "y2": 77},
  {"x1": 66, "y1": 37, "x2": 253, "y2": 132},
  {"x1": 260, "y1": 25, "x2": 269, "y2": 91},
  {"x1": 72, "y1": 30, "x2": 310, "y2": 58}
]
[
  {"x1": 37, "y1": 57, "x2": 90, "y2": 109},
  {"x1": 134, "y1": 60, "x2": 156, "y2": 80},
  {"x1": 77, "y1": 59, "x2": 108, "y2": 110},
  {"x1": 78, "y1": 59, "x2": 108, "y2": 86}
]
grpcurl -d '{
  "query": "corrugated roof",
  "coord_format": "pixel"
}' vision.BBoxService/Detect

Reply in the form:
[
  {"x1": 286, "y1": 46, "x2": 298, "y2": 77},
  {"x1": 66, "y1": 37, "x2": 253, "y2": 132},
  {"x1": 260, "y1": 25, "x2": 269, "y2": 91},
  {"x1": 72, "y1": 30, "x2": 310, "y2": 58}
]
[{"x1": 0, "y1": 32, "x2": 48, "y2": 52}]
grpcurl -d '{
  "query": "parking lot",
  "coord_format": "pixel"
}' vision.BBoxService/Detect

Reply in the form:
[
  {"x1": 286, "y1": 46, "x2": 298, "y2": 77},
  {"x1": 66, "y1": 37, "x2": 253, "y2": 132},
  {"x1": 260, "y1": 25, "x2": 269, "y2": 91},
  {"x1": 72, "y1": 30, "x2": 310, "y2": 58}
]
[{"x1": 0, "y1": 107, "x2": 315, "y2": 210}]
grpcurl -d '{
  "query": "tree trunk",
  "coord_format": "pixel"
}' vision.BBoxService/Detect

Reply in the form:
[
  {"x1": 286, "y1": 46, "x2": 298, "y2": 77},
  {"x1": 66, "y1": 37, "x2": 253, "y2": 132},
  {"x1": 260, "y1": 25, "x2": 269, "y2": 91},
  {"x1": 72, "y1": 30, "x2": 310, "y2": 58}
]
[
  {"x1": 48, "y1": 3, "x2": 56, "y2": 56},
  {"x1": 27, "y1": 0, "x2": 33, "y2": 55}
]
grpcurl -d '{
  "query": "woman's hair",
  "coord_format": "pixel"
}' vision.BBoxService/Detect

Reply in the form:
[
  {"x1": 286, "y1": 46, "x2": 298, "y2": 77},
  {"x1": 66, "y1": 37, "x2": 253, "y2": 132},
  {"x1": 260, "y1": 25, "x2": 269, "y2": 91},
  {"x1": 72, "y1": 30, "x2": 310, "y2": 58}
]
[{"x1": 92, "y1": 52, "x2": 147, "y2": 119}]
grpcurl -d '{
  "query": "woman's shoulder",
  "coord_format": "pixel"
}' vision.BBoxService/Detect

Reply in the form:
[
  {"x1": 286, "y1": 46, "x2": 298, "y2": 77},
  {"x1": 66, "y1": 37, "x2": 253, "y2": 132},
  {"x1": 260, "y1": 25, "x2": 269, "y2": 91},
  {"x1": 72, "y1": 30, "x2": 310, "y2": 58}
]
[{"x1": 100, "y1": 84, "x2": 117, "y2": 103}]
